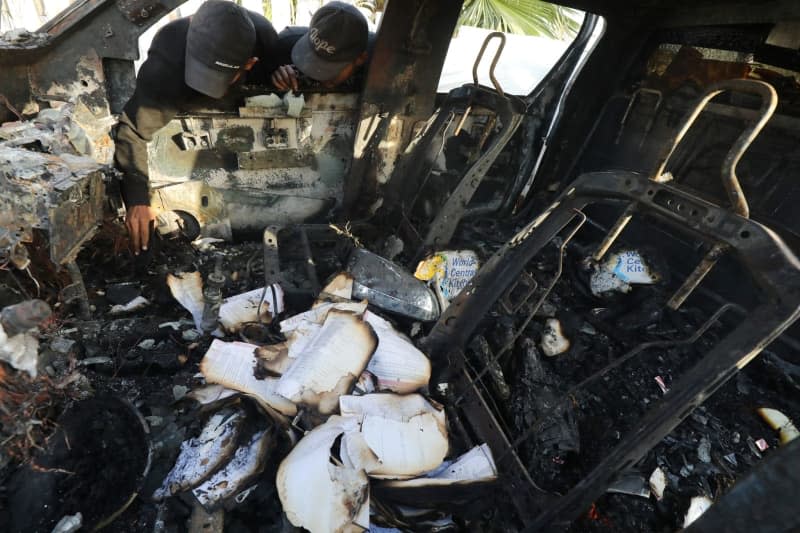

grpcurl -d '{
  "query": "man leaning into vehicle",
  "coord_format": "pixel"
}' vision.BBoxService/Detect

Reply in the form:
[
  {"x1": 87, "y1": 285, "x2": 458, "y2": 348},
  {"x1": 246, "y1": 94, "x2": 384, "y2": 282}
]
[
  {"x1": 115, "y1": 1, "x2": 372, "y2": 255},
  {"x1": 269, "y1": 1, "x2": 373, "y2": 92},
  {"x1": 115, "y1": 0, "x2": 279, "y2": 255}
]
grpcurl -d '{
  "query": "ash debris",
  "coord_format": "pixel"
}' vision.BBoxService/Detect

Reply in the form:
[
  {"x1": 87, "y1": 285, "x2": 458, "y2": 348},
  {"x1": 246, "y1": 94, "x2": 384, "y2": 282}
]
[
  {"x1": 0, "y1": 29, "x2": 51, "y2": 49},
  {"x1": 0, "y1": 161, "x2": 798, "y2": 532}
]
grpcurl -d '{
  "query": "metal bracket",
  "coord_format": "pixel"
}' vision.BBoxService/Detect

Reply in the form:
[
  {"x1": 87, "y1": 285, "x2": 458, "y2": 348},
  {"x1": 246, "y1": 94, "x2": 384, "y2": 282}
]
[
  {"x1": 116, "y1": 0, "x2": 168, "y2": 25},
  {"x1": 262, "y1": 225, "x2": 281, "y2": 282},
  {"x1": 178, "y1": 131, "x2": 212, "y2": 151}
]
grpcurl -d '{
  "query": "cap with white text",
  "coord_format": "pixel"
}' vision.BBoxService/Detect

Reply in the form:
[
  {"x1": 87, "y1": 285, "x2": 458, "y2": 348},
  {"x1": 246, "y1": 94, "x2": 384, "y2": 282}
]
[
  {"x1": 185, "y1": 0, "x2": 256, "y2": 98},
  {"x1": 291, "y1": 2, "x2": 368, "y2": 82}
]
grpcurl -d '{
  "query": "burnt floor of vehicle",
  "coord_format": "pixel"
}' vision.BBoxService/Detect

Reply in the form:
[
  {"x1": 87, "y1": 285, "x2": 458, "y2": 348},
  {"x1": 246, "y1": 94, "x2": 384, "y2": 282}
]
[
  {"x1": 0, "y1": 209, "x2": 797, "y2": 532},
  {"x1": 445, "y1": 217, "x2": 800, "y2": 532},
  {"x1": 0, "y1": 228, "x2": 305, "y2": 532}
]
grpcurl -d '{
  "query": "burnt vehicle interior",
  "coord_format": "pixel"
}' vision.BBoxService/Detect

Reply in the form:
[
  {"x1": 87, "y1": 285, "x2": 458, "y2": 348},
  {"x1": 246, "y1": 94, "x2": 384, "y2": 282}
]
[{"x1": 1, "y1": 0, "x2": 800, "y2": 532}]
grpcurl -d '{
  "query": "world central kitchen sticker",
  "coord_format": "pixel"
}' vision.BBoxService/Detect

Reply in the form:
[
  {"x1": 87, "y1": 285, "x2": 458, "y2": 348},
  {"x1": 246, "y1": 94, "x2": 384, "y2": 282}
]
[
  {"x1": 611, "y1": 250, "x2": 659, "y2": 284},
  {"x1": 415, "y1": 250, "x2": 480, "y2": 306}
]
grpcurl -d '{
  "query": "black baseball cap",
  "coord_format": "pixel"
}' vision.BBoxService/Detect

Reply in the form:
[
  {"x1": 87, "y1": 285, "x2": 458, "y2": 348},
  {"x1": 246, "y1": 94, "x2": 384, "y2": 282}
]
[
  {"x1": 186, "y1": 0, "x2": 256, "y2": 98},
  {"x1": 291, "y1": 1, "x2": 368, "y2": 82}
]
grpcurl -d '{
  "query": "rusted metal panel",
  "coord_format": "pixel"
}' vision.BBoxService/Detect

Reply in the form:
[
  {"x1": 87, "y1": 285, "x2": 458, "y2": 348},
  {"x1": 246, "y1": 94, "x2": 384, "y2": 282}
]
[
  {"x1": 48, "y1": 171, "x2": 105, "y2": 265},
  {"x1": 148, "y1": 93, "x2": 360, "y2": 232},
  {"x1": 237, "y1": 150, "x2": 314, "y2": 170}
]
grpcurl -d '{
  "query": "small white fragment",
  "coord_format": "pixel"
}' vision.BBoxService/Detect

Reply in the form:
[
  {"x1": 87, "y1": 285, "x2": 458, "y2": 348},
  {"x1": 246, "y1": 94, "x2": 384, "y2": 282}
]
[
  {"x1": 648, "y1": 467, "x2": 667, "y2": 501},
  {"x1": 683, "y1": 495, "x2": 713, "y2": 528},
  {"x1": 51, "y1": 512, "x2": 82, "y2": 533},
  {"x1": 654, "y1": 375, "x2": 669, "y2": 394},
  {"x1": 182, "y1": 329, "x2": 202, "y2": 341},
  {"x1": 167, "y1": 272, "x2": 205, "y2": 330},
  {"x1": 138, "y1": 339, "x2": 156, "y2": 350},
  {"x1": 218, "y1": 285, "x2": 284, "y2": 333},
  {"x1": 145, "y1": 415, "x2": 164, "y2": 428},
  {"x1": 191, "y1": 237, "x2": 226, "y2": 251},
  {"x1": 283, "y1": 92, "x2": 305, "y2": 117},
  {"x1": 245, "y1": 94, "x2": 282, "y2": 108},
  {"x1": 110, "y1": 295, "x2": 150, "y2": 314},
  {"x1": 755, "y1": 438, "x2": 769, "y2": 452},
  {"x1": 757, "y1": 407, "x2": 800, "y2": 445},
  {"x1": 697, "y1": 437, "x2": 712, "y2": 463},
  {"x1": 173, "y1": 385, "x2": 189, "y2": 401},
  {"x1": 540, "y1": 318, "x2": 570, "y2": 356}
]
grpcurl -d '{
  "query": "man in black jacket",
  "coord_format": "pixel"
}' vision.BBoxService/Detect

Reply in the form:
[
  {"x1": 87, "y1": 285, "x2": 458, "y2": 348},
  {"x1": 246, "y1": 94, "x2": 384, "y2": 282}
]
[
  {"x1": 270, "y1": 1, "x2": 371, "y2": 91},
  {"x1": 115, "y1": 0, "x2": 279, "y2": 254}
]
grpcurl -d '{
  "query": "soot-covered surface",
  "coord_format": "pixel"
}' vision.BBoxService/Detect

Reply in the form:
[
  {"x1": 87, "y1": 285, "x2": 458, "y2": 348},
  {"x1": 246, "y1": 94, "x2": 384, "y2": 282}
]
[
  {"x1": 2, "y1": 207, "x2": 798, "y2": 532},
  {"x1": 451, "y1": 212, "x2": 800, "y2": 532},
  {"x1": 8, "y1": 396, "x2": 150, "y2": 531}
]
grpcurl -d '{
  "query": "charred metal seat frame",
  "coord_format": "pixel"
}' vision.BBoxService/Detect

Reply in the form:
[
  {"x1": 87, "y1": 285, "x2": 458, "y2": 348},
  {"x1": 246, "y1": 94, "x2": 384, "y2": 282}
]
[
  {"x1": 393, "y1": 33, "x2": 526, "y2": 260},
  {"x1": 421, "y1": 80, "x2": 800, "y2": 529},
  {"x1": 424, "y1": 170, "x2": 800, "y2": 529}
]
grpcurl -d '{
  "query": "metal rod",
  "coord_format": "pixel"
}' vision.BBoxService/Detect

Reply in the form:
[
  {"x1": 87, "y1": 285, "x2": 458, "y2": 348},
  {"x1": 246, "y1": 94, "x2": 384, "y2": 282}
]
[
  {"x1": 454, "y1": 210, "x2": 586, "y2": 404},
  {"x1": 667, "y1": 243, "x2": 727, "y2": 310},
  {"x1": 65, "y1": 260, "x2": 90, "y2": 320},
  {"x1": 453, "y1": 105, "x2": 472, "y2": 136},
  {"x1": 298, "y1": 227, "x2": 319, "y2": 295},
  {"x1": 591, "y1": 205, "x2": 634, "y2": 262},
  {"x1": 501, "y1": 303, "x2": 735, "y2": 463},
  {"x1": 568, "y1": 303, "x2": 735, "y2": 394},
  {"x1": 472, "y1": 32, "x2": 506, "y2": 97},
  {"x1": 460, "y1": 368, "x2": 546, "y2": 493},
  {"x1": 652, "y1": 79, "x2": 777, "y2": 218},
  {"x1": 613, "y1": 88, "x2": 663, "y2": 146}
]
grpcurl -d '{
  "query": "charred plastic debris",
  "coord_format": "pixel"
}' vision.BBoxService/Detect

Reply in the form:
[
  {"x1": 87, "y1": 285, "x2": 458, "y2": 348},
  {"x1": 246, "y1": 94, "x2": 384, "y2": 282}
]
[{"x1": 2, "y1": 16, "x2": 800, "y2": 533}]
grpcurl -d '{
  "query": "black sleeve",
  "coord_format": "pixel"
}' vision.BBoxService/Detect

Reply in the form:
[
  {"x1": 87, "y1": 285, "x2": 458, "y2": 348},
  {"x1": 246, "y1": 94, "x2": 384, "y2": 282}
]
[
  {"x1": 274, "y1": 27, "x2": 305, "y2": 66},
  {"x1": 245, "y1": 12, "x2": 281, "y2": 83},
  {"x1": 245, "y1": 27, "x2": 305, "y2": 86},
  {"x1": 114, "y1": 26, "x2": 183, "y2": 207}
]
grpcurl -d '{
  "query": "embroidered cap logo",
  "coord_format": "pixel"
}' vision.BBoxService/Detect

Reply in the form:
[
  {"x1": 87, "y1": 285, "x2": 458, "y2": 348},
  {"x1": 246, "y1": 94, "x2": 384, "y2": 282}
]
[{"x1": 308, "y1": 27, "x2": 335, "y2": 55}]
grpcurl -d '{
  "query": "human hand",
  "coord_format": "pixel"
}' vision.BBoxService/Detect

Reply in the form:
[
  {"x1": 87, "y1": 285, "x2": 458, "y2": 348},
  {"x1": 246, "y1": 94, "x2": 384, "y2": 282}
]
[
  {"x1": 271, "y1": 64, "x2": 299, "y2": 92},
  {"x1": 125, "y1": 204, "x2": 156, "y2": 255}
]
